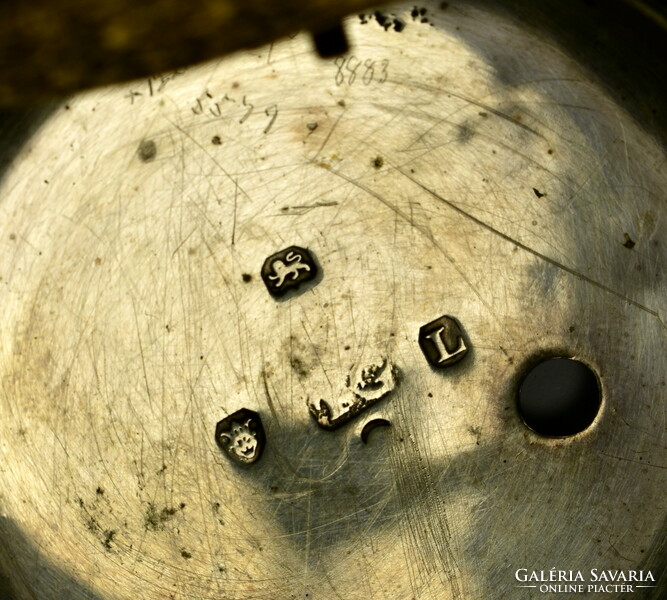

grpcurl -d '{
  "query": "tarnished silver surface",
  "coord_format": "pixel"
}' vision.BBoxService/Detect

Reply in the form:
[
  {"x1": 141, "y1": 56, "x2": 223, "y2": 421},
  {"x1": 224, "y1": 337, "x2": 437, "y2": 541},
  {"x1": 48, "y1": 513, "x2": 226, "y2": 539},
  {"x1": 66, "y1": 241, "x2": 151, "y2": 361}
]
[{"x1": 0, "y1": 2, "x2": 665, "y2": 598}]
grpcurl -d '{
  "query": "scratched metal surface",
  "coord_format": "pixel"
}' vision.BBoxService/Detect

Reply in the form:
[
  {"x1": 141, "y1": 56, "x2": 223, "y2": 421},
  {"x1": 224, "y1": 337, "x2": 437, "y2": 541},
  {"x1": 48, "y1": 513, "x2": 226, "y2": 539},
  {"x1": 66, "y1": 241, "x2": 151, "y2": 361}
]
[{"x1": 0, "y1": 1, "x2": 665, "y2": 598}]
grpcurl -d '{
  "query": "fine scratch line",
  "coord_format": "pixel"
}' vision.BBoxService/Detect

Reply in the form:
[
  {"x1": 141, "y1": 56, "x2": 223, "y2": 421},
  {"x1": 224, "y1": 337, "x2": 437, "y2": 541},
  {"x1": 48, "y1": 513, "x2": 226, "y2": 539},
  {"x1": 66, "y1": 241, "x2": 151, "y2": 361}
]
[
  {"x1": 168, "y1": 118, "x2": 254, "y2": 246},
  {"x1": 320, "y1": 164, "x2": 503, "y2": 321},
  {"x1": 397, "y1": 168, "x2": 664, "y2": 327},
  {"x1": 404, "y1": 79, "x2": 544, "y2": 140},
  {"x1": 313, "y1": 109, "x2": 345, "y2": 161},
  {"x1": 231, "y1": 179, "x2": 238, "y2": 246},
  {"x1": 261, "y1": 369, "x2": 281, "y2": 424}
]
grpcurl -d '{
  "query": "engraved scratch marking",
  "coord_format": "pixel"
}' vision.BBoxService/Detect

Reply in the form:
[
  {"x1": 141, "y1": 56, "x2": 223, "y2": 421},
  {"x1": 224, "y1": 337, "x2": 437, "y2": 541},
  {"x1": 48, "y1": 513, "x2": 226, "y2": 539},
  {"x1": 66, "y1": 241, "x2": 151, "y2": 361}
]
[
  {"x1": 262, "y1": 369, "x2": 281, "y2": 424},
  {"x1": 231, "y1": 179, "x2": 238, "y2": 246},
  {"x1": 402, "y1": 79, "x2": 545, "y2": 143},
  {"x1": 374, "y1": 101, "x2": 570, "y2": 189},
  {"x1": 263, "y1": 104, "x2": 278, "y2": 134},
  {"x1": 183, "y1": 369, "x2": 218, "y2": 566},
  {"x1": 389, "y1": 416, "x2": 462, "y2": 599},
  {"x1": 398, "y1": 168, "x2": 665, "y2": 328},
  {"x1": 320, "y1": 165, "x2": 500, "y2": 320},
  {"x1": 299, "y1": 315, "x2": 333, "y2": 390},
  {"x1": 262, "y1": 362, "x2": 346, "y2": 481},
  {"x1": 557, "y1": 146, "x2": 612, "y2": 213},
  {"x1": 277, "y1": 200, "x2": 339, "y2": 216},
  {"x1": 170, "y1": 227, "x2": 197, "y2": 257},
  {"x1": 130, "y1": 295, "x2": 153, "y2": 409},
  {"x1": 167, "y1": 119, "x2": 254, "y2": 244},
  {"x1": 313, "y1": 109, "x2": 345, "y2": 161},
  {"x1": 598, "y1": 452, "x2": 667, "y2": 469}
]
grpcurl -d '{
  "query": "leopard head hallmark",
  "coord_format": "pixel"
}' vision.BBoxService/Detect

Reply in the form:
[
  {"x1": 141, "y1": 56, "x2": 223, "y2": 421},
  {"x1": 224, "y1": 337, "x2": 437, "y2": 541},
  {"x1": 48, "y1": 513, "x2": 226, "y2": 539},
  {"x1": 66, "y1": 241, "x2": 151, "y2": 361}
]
[{"x1": 215, "y1": 408, "x2": 266, "y2": 465}]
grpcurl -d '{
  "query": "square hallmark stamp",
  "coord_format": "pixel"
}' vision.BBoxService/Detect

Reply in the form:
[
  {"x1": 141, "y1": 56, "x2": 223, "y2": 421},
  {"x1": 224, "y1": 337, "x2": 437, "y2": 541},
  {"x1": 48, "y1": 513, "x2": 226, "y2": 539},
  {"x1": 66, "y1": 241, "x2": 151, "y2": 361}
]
[{"x1": 418, "y1": 315, "x2": 469, "y2": 368}]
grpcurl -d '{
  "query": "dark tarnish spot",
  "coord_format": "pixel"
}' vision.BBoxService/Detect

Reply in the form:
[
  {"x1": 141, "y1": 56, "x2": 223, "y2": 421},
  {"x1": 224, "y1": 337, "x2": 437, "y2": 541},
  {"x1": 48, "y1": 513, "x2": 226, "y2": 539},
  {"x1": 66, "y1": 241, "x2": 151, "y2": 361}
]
[
  {"x1": 468, "y1": 425, "x2": 482, "y2": 445},
  {"x1": 137, "y1": 139, "x2": 157, "y2": 162},
  {"x1": 212, "y1": 501, "x2": 224, "y2": 525},
  {"x1": 623, "y1": 233, "x2": 636, "y2": 249},
  {"x1": 532, "y1": 187, "x2": 545, "y2": 198},
  {"x1": 457, "y1": 123, "x2": 474, "y2": 143},
  {"x1": 211, "y1": 135, "x2": 222, "y2": 145},
  {"x1": 372, "y1": 156, "x2": 384, "y2": 169},
  {"x1": 374, "y1": 11, "x2": 390, "y2": 28},
  {"x1": 85, "y1": 516, "x2": 98, "y2": 532},
  {"x1": 102, "y1": 530, "x2": 116, "y2": 550},
  {"x1": 144, "y1": 503, "x2": 179, "y2": 531},
  {"x1": 411, "y1": 6, "x2": 431, "y2": 24},
  {"x1": 290, "y1": 356, "x2": 309, "y2": 378},
  {"x1": 181, "y1": 549, "x2": 192, "y2": 559},
  {"x1": 364, "y1": 11, "x2": 405, "y2": 31},
  {"x1": 242, "y1": 273, "x2": 252, "y2": 282}
]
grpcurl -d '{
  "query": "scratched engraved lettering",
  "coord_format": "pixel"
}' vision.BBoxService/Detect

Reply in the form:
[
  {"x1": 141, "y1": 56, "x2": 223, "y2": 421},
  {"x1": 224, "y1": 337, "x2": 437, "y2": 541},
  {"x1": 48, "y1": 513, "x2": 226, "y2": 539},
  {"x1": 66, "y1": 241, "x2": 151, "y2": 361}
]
[
  {"x1": 260, "y1": 246, "x2": 318, "y2": 298},
  {"x1": 263, "y1": 104, "x2": 278, "y2": 134},
  {"x1": 239, "y1": 95, "x2": 254, "y2": 123},
  {"x1": 189, "y1": 88, "x2": 279, "y2": 134},
  {"x1": 125, "y1": 69, "x2": 185, "y2": 103},
  {"x1": 418, "y1": 315, "x2": 469, "y2": 367},
  {"x1": 191, "y1": 89, "x2": 214, "y2": 115},
  {"x1": 308, "y1": 358, "x2": 398, "y2": 430},
  {"x1": 215, "y1": 409, "x2": 266, "y2": 465}
]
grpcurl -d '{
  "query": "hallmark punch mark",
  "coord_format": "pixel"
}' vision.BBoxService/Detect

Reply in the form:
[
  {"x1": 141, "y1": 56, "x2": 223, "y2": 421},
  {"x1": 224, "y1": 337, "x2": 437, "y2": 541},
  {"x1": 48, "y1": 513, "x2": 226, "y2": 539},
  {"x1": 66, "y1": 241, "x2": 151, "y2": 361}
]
[
  {"x1": 418, "y1": 315, "x2": 469, "y2": 367},
  {"x1": 361, "y1": 418, "x2": 392, "y2": 444},
  {"x1": 261, "y1": 246, "x2": 318, "y2": 298},
  {"x1": 215, "y1": 408, "x2": 266, "y2": 465},
  {"x1": 308, "y1": 357, "x2": 398, "y2": 430}
]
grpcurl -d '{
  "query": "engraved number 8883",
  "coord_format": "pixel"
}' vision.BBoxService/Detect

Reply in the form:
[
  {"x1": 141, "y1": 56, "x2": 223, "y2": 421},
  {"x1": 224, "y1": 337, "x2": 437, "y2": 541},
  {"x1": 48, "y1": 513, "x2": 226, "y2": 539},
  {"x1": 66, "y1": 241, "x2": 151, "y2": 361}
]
[{"x1": 334, "y1": 56, "x2": 389, "y2": 86}]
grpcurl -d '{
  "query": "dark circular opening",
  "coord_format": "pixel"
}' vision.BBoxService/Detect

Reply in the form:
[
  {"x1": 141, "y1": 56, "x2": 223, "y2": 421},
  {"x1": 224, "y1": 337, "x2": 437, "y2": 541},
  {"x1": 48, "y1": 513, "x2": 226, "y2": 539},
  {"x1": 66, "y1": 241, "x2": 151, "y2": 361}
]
[{"x1": 517, "y1": 357, "x2": 601, "y2": 437}]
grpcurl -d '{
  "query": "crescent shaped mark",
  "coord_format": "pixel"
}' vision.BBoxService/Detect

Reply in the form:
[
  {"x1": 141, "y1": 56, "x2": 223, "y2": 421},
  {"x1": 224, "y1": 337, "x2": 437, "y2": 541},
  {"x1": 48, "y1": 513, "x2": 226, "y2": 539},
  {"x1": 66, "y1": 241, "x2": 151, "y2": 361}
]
[{"x1": 360, "y1": 419, "x2": 392, "y2": 444}]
